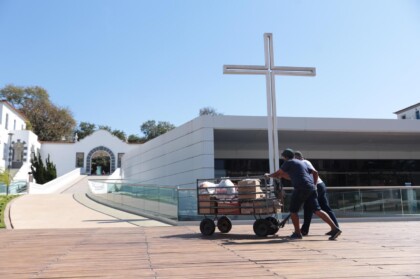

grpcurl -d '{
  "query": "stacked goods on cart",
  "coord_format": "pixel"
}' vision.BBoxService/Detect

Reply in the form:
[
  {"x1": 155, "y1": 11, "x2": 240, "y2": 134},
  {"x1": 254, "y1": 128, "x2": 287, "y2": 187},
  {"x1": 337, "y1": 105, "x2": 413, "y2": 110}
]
[
  {"x1": 197, "y1": 177, "x2": 283, "y2": 236},
  {"x1": 216, "y1": 179, "x2": 240, "y2": 214},
  {"x1": 238, "y1": 179, "x2": 276, "y2": 214},
  {"x1": 237, "y1": 179, "x2": 265, "y2": 200},
  {"x1": 198, "y1": 179, "x2": 241, "y2": 215},
  {"x1": 198, "y1": 178, "x2": 281, "y2": 216},
  {"x1": 198, "y1": 181, "x2": 217, "y2": 215}
]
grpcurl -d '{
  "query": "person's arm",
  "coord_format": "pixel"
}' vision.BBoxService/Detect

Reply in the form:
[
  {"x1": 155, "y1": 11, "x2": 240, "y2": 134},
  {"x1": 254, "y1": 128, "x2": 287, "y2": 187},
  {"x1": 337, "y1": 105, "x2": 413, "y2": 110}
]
[
  {"x1": 305, "y1": 160, "x2": 318, "y2": 184},
  {"x1": 268, "y1": 169, "x2": 290, "y2": 180},
  {"x1": 312, "y1": 169, "x2": 319, "y2": 186}
]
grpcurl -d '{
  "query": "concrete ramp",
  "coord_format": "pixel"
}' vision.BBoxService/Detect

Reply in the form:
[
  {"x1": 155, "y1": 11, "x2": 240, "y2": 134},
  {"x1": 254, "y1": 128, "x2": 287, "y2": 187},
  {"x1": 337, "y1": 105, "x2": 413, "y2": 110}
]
[
  {"x1": 8, "y1": 193, "x2": 169, "y2": 229},
  {"x1": 9, "y1": 194, "x2": 137, "y2": 229},
  {"x1": 60, "y1": 175, "x2": 92, "y2": 194}
]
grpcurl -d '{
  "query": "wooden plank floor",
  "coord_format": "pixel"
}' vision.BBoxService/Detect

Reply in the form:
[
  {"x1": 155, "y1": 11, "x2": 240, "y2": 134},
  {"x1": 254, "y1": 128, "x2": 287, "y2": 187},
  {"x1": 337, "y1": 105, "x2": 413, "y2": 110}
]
[{"x1": 1, "y1": 221, "x2": 419, "y2": 278}]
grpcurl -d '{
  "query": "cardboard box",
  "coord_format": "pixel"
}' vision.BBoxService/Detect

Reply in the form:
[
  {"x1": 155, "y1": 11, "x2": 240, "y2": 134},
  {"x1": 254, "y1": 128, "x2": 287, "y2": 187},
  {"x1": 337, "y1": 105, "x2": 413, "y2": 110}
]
[
  {"x1": 241, "y1": 200, "x2": 277, "y2": 215},
  {"x1": 217, "y1": 201, "x2": 241, "y2": 215},
  {"x1": 238, "y1": 179, "x2": 265, "y2": 200},
  {"x1": 198, "y1": 195, "x2": 217, "y2": 214}
]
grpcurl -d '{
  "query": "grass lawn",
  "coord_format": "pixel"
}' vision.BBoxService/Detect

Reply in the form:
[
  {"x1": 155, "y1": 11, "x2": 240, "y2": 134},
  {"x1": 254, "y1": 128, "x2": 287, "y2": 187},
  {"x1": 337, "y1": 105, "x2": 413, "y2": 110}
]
[{"x1": 0, "y1": 195, "x2": 17, "y2": 228}]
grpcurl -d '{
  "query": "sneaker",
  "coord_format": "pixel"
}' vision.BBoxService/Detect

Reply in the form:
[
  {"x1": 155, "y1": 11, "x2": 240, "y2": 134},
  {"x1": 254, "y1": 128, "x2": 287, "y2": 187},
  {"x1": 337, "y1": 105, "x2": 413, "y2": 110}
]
[
  {"x1": 301, "y1": 230, "x2": 308, "y2": 236},
  {"x1": 328, "y1": 228, "x2": 342, "y2": 240},
  {"x1": 289, "y1": 232, "x2": 303, "y2": 239},
  {"x1": 325, "y1": 230, "x2": 334, "y2": 236}
]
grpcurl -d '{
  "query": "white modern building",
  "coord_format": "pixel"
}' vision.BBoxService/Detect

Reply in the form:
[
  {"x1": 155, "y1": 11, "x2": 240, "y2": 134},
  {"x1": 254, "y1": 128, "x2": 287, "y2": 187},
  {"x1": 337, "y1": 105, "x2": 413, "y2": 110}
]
[{"x1": 121, "y1": 114, "x2": 420, "y2": 188}]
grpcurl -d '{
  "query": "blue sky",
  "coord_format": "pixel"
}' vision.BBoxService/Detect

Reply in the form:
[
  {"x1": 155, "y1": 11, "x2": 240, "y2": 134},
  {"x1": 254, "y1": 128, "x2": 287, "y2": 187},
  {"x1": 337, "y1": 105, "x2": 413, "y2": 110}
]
[{"x1": 0, "y1": 0, "x2": 419, "y2": 137}]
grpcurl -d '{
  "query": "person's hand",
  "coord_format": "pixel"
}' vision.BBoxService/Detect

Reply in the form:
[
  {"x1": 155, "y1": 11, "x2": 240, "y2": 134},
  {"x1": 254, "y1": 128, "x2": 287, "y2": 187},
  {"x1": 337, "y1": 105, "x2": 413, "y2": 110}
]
[{"x1": 264, "y1": 173, "x2": 271, "y2": 178}]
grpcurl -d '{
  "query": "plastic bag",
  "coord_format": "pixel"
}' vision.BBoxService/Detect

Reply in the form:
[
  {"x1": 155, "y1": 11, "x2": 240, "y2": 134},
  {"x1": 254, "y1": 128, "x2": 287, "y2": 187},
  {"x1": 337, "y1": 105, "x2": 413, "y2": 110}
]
[
  {"x1": 199, "y1": 181, "x2": 216, "y2": 194},
  {"x1": 215, "y1": 179, "x2": 237, "y2": 200}
]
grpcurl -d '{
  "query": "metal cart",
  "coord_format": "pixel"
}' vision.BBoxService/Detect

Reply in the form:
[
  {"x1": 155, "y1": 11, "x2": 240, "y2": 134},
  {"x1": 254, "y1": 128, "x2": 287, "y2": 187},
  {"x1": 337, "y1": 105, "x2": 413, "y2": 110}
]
[{"x1": 197, "y1": 176, "x2": 288, "y2": 237}]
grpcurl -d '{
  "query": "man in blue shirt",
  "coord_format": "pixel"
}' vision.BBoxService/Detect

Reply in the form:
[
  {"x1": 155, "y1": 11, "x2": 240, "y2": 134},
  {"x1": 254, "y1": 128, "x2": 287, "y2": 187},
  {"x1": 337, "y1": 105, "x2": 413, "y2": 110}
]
[{"x1": 268, "y1": 148, "x2": 342, "y2": 240}]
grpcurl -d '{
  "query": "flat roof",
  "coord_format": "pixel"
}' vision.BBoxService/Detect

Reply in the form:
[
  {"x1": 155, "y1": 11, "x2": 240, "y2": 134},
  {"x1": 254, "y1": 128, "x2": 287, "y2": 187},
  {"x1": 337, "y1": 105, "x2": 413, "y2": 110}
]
[{"x1": 197, "y1": 115, "x2": 420, "y2": 134}]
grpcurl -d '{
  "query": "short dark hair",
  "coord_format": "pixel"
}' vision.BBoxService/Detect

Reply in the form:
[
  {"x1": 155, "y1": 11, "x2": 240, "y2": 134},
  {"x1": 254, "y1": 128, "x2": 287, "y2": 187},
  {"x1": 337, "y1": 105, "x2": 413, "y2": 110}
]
[
  {"x1": 281, "y1": 148, "x2": 295, "y2": 159},
  {"x1": 294, "y1": 151, "x2": 303, "y2": 158}
]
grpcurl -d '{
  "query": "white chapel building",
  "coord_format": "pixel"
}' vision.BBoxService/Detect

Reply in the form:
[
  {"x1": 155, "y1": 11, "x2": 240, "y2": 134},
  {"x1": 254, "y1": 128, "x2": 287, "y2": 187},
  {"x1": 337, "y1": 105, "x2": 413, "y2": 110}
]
[{"x1": 0, "y1": 100, "x2": 136, "y2": 185}]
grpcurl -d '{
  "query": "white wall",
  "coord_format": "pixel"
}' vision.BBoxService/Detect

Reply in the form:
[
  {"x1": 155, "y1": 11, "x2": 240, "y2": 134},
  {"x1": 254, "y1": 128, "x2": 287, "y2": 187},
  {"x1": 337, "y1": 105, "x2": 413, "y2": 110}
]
[
  {"x1": 122, "y1": 117, "x2": 215, "y2": 188},
  {"x1": 41, "y1": 130, "x2": 137, "y2": 176},
  {"x1": 0, "y1": 102, "x2": 26, "y2": 131},
  {"x1": 213, "y1": 116, "x2": 420, "y2": 160},
  {"x1": 0, "y1": 102, "x2": 34, "y2": 171},
  {"x1": 40, "y1": 142, "x2": 76, "y2": 176}
]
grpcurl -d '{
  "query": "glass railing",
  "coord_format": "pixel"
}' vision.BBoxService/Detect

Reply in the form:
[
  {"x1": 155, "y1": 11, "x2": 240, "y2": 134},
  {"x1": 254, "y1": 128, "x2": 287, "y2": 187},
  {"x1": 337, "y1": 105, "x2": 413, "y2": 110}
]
[
  {"x1": 322, "y1": 186, "x2": 420, "y2": 217},
  {"x1": 87, "y1": 180, "x2": 420, "y2": 222},
  {"x1": 87, "y1": 180, "x2": 178, "y2": 222},
  {"x1": 178, "y1": 186, "x2": 420, "y2": 220},
  {"x1": 0, "y1": 180, "x2": 28, "y2": 195}
]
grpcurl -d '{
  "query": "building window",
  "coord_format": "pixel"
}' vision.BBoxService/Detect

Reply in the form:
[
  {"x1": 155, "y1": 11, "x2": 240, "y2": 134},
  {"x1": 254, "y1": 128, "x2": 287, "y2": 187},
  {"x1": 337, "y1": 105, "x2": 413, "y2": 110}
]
[
  {"x1": 117, "y1": 153, "x2": 124, "y2": 168},
  {"x1": 13, "y1": 119, "x2": 16, "y2": 130},
  {"x1": 76, "y1": 152, "x2": 84, "y2": 168},
  {"x1": 5, "y1": 113, "x2": 9, "y2": 129},
  {"x1": 416, "y1": 110, "x2": 420, "y2": 120},
  {"x1": 215, "y1": 158, "x2": 420, "y2": 187},
  {"x1": 401, "y1": 115, "x2": 406, "y2": 119}
]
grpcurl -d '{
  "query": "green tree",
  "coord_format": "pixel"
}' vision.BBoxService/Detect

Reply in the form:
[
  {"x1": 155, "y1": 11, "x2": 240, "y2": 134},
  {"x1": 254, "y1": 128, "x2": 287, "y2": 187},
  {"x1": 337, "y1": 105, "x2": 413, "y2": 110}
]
[
  {"x1": 127, "y1": 134, "x2": 145, "y2": 143},
  {"x1": 0, "y1": 169, "x2": 12, "y2": 196},
  {"x1": 0, "y1": 84, "x2": 76, "y2": 141},
  {"x1": 45, "y1": 155, "x2": 57, "y2": 182},
  {"x1": 0, "y1": 84, "x2": 49, "y2": 108},
  {"x1": 30, "y1": 153, "x2": 45, "y2": 184},
  {"x1": 111, "y1": 129, "x2": 127, "y2": 141},
  {"x1": 30, "y1": 153, "x2": 57, "y2": 184},
  {"x1": 199, "y1": 107, "x2": 223, "y2": 116},
  {"x1": 25, "y1": 120, "x2": 33, "y2": 131},
  {"x1": 27, "y1": 100, "x2": 75, "y2": 141},
  {"x1": 140, "y1": 120, "x2": 175, "y2": 141},
  {"x1": 98, "y1": 125, "x2": 112, "y2": 133},
  {"x1": 74, "y1": 122, "x2": 96, "y2": 140},
  {"x1": 76, "y1": 123, "x2": 128, "y2": 142}
]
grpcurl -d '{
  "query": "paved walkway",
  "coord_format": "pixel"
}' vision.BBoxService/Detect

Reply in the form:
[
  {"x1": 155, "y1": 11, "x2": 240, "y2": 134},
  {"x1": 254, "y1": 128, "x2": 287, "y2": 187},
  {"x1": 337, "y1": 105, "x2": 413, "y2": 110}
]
[
  {"x1": 9, "y1": 194, "x2": 168, "y2": 229},
  {"x1": 8, "y1": 175, "x2": 168, "y2": 229},
  {"x1": 1, "y1": 221, "x2": 419, "y2": 278}
]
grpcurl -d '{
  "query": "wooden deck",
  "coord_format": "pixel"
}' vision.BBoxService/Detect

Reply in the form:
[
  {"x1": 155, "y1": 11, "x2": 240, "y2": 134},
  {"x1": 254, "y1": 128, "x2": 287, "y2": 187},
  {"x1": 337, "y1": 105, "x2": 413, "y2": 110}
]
[{"x1": 1, "y1": 221, "x2": 419, "y2": 278}]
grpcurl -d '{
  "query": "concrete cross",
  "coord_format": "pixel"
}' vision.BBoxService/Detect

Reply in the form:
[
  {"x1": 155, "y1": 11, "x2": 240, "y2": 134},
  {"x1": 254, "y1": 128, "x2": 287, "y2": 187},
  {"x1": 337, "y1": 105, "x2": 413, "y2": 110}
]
[{"x1": 223, "y1": 33, "x2": 316, "y2": 174}]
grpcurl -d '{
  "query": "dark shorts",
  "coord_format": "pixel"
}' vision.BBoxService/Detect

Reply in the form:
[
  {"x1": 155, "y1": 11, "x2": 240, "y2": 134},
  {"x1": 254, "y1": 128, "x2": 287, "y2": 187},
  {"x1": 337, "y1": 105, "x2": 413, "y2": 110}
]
[{"x1": 289, "y1": 188, "x2": 320, "y2": 213}]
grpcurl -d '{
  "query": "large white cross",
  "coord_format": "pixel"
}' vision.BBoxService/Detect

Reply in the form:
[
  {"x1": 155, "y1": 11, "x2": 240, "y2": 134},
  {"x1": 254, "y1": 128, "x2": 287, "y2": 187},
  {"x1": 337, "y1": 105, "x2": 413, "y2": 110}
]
[{"x1": 223, "y1": 33, "x2": 316, "y2": 174}]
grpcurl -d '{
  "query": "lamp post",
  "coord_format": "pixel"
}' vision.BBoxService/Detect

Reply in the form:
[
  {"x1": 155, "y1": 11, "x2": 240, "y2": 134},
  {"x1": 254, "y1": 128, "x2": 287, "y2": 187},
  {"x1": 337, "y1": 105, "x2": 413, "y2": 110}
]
[
  {"x1": 8, "y1": 133, "x2": 13, "y2": 168},
  {"x1": 7, "y1": 133, "x2": 13, "y2": 195}
]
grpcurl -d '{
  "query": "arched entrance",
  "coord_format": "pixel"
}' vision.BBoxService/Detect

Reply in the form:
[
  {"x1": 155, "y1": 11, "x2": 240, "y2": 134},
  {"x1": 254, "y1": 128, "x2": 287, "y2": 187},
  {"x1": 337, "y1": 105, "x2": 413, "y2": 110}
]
[
  {"x1": 91, "y1": 150, "x2": 110, "y2": 175},
  {"x1": 86, "y1": 146, "x2": 116, "y2": 175}
]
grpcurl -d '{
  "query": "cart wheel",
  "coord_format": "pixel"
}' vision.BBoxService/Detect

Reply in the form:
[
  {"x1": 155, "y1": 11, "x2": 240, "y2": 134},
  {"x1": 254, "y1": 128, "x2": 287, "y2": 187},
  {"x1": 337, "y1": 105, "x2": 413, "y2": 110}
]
[
  {"x1": 200, "y1": 218, "x2": 216, "y2": 236},
  {"x1": 265, "y1": 217, "x2": 280, "y2": 235},
  {"x1": 253, "y1": 219, "x2": 270, "y2": 237},
  {"x1": 217, "y1": 216, "x2": 232, "y2": 233}
]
